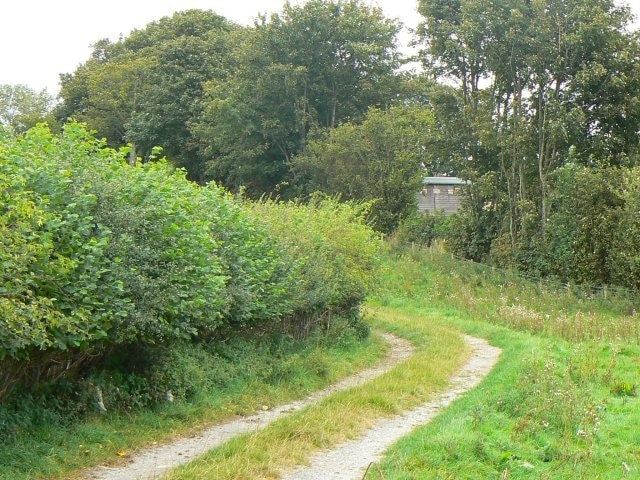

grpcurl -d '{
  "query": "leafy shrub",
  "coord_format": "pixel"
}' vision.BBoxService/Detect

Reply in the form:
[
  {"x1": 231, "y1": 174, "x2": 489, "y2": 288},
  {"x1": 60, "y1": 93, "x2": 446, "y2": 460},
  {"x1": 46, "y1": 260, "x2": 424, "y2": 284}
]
[
  {"x1": 249, "y1": 196, "x2": 381, "y2": 328},
  {"x1": 609, "y1": 168, "x2": 640, "y2": 290},
  {"x1": 0, "y1": 123, "x2": 294, "y2": 358},
  {"x1": 1, "y1": 126, "x2": 126, "y2": 359},
  {"x1": 544, "y1": 163, "x2": 624, "y2": 285},
  {"x1": 1, "y1": 124, "x2": 380, "y2": 402},
  {"x1": 0, "y1": 124, "x2": 229, "y2": 359},
  {"x1": 76, "y1": 158, "x2": 228, "y2": 342},
  {"x1": 392, "y1": 211, "x2": 454, "y2": 248},
  {"x1": 200, "y1": 185, "x2": 289, "y2": 330}
]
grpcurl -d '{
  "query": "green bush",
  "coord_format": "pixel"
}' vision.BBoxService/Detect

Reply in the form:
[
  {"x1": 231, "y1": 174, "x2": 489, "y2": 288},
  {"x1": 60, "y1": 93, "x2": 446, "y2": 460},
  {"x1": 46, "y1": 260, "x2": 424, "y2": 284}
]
[
  {"x1": 1, "y1": 124, "x2": 380, "y2": 404},
  {"x1": 1, "y1": 126, "x2": 126, "y2": 359},
  {"x1": 544, "y1": 163, "x2": 624, "y2": 285},
  {"x1": 0, "y1": 124, "x2": 230, "y2": 358},
  {"x1": 610, "y1": 168, "x2": 640, "y2": 290},
  {"x1": 0, "y1": 123, "x2": 295, "y2": 358},
  {"x1": 392, "y1": 211, "x2": 454, "y2": 248},
  {"x1": 249, "y1": 196, "x2": 381, "y2": 327}
]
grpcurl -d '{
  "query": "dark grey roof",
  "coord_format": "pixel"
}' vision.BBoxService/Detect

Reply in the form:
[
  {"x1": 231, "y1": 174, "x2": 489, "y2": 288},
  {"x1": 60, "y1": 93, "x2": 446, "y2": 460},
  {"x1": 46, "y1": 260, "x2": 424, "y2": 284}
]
[{"x1": 423, "y1": 176, "x2": 469, "y2": 185}]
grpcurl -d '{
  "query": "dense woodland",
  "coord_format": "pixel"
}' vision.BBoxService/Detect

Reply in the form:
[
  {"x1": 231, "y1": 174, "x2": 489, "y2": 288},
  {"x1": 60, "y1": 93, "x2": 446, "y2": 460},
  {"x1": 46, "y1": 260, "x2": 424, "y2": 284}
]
[{"x1": 2, "y1": 0, "x2": 640, "y2": 430}]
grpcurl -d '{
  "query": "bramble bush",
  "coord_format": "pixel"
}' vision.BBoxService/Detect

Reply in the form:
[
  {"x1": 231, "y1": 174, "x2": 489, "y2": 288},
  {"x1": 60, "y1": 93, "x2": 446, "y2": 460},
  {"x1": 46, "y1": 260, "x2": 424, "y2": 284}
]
[{"x1": 0, "y1": 123, "x2": 380, "y2": 406}]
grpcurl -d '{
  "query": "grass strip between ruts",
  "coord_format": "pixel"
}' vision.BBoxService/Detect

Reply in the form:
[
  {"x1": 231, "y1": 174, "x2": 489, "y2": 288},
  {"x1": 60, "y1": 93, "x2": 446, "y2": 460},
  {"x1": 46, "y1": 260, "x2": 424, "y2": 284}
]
[{"x1": 162, "y1": 309, "x2": 469, "y2": 479}]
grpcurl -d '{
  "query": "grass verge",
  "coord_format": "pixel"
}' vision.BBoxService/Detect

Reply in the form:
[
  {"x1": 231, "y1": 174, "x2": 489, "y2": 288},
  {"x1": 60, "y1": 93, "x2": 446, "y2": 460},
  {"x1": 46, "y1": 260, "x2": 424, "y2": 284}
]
[
  {"x1": 366, "y1": 248, "x2": 640, "y2": 479},
  {"x1": 162, "y1": 308, "x2": 469, "y2": 479},
  {"x1": 0, "y1": 322, "x2": 385, "y2": 480}
]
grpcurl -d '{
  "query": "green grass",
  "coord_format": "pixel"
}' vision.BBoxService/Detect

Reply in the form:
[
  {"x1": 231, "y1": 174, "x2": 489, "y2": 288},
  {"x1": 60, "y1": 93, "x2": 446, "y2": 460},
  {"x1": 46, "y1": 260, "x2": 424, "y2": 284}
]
[
  {"x1": 365, "y1": 248, "x2": 640, "y2": 479},
  {"x1": 0, "y1": 324, "x2": 386, "y2": 480},
  {"x1": 162, "y1": 307, "x2": 469, "y2": 479},
  {"x1": 3, "y1": 247, "x2": 639, "y2": 479}
]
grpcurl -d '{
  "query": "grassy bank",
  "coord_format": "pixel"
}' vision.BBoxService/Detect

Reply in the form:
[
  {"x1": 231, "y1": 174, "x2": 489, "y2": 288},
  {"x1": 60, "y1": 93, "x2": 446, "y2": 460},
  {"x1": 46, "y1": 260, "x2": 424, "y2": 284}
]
[
  {"x1": 367, "y1": 248, "x2": 640, "y2": 479},
  {"x1": 0, "y1": 322, "x2": 384, "y2": 480}
]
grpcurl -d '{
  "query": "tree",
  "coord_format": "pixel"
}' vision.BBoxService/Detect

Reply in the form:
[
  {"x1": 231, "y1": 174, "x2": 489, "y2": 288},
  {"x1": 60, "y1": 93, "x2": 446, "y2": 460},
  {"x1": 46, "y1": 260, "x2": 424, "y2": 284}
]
[
  {"x1": 610, "y1": 168, "x2": 640, "y2": 290},
  {"x1": 194, "y1": 0, "x2": 402, "y2": 195},
  {"x1": 194, "y1": 57, "x2": 309, "y2": 193},
  {"x1": 291, "y1": 106, "x2": 435, "y2": 232},
  {"x1": 544, "y1": 162, "x2": 624, "y2": 284},
  {"x1": 0, "y1": 84, "x2": 54, "y2": 133},
  {"x1": 56, "y1": 10, "x2": 236, "y2": 172},
  {"x1": 417, "y1": 0, "x2": 640, "y2": 262},
  {"x1": 123, "y1": 10, "x2": 238, "y2": 177},
  {"x1": 397, "y1": 76, "x2": 472, "y2": 175},
  {"x1": 86, "y1": 54, "x2": 155, "y2": 159}
]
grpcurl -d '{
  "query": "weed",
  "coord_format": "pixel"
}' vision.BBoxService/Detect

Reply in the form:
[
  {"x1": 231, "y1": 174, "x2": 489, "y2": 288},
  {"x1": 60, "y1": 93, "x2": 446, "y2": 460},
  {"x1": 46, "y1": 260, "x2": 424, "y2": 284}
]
[{"x1": 610, "y1": 381, "x2": 637, "y2": 397}]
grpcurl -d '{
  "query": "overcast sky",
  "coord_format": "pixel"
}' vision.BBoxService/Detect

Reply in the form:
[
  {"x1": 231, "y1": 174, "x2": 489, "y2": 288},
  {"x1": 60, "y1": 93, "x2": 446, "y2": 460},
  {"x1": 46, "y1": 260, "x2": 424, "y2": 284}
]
[
  {"x1": 0, "y1": 0, "x2": 420, "y2": 95},
  {"x1": 1, "y1": 0, "x2": 639, "y2": 96}
]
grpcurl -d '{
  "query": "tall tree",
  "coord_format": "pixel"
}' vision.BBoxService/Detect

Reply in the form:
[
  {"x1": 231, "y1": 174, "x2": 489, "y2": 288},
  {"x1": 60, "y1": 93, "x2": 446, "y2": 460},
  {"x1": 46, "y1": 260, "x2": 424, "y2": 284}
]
[
  {"x1": 0, "y1": 84, "x2": 54, "y2": 133},
  {"x1": 56, "y1": 10, "x2": 236, "y2": 173},
  {"x1": 194, "y1": 0, "x2": 402, "y2": 195},
  {"x1": 418, "y1": 0, "x2": 640, "y2": 260},
  {"x1": 291, "y1": 106, "x2": 434, "y2": 232}
]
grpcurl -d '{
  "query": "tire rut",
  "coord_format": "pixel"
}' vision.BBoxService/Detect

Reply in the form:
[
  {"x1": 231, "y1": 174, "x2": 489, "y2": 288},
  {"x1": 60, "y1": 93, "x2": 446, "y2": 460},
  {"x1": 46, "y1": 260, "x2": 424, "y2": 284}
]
[
  {"x1": 279, "y1": 335, "x2": 501, "y2": 480},
  {"x1": 84, "y1": 332, "x2": 414, "y2": 480}
]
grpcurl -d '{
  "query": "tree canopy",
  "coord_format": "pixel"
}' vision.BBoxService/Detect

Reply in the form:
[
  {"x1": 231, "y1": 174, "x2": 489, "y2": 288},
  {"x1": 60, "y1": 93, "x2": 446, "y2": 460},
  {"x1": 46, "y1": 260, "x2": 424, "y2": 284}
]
[
  {"x1": 418, "y1": 0, "x2": 640, "y2": 274},
  {"x1": 0, "y1": 84, "x2": 54, "y2": 133},
  {"x1": 193, "y1": 0, "x2": 402, "y2": 194},
  {"x1": 292, "y1": 106, "x2": 435, "y2": 232},
  {"x1": 48, "y1": 0, "x2": 640, "y2": 289},
  {"x1": 56, "y1": 9, "x2": 237, "y2": 174}
]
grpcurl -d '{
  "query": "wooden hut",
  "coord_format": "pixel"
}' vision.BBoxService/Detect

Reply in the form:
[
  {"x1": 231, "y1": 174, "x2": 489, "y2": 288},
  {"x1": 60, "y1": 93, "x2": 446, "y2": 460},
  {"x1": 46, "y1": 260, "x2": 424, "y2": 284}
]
[{"x1": 417, "y1": 177, "x2": 468, "y2": 215}]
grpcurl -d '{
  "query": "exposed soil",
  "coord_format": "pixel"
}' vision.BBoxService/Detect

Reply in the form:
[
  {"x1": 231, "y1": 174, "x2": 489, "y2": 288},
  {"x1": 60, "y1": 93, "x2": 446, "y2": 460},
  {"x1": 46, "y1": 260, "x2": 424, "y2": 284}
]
[{"x1": 84, "y1": 332, "x2": 414, "y2": 480}]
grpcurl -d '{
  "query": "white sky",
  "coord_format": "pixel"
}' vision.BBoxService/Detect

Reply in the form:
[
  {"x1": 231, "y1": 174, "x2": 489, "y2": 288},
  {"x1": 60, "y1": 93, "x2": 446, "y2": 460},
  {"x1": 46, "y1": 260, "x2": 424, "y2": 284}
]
[
  {"x1": 0, "y1": 0, "x2": 420, "y2": 96},
  {"x1": 1, "y1": 0, "x2": 638, "y2": 96}
]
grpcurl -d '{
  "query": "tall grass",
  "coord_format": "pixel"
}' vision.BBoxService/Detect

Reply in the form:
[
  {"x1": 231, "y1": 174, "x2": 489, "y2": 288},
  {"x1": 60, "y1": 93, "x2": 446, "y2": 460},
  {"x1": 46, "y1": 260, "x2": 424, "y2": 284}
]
[
  {"x1": 367, "y1": 247, "x2": 640, "y2": 479},
  {"x1": 0, "y1": 320, "x2": 384, "y2": 480},
  {"x1": 377, "y1": 247, "x2": 640, "y2": 343}
]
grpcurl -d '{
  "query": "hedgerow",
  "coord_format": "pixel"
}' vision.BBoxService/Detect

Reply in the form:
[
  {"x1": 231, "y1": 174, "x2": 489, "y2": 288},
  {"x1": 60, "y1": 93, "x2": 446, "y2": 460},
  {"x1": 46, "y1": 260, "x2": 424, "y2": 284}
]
[
  {"x1": 250, "y1": 196, "x2": 380, "y2": 332},
  {"x1": 0, "y1": 123, "x2": 380, "y2": 403}
]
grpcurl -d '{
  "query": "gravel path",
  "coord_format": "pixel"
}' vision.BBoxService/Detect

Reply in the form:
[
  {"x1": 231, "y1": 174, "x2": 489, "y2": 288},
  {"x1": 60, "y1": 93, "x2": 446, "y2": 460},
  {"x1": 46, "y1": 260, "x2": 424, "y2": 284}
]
[
  {"x1": 279, "y1": 334, "x2": 501, "y2": 480},
  {"x1": 84, "y1": 332, "x2": 414, "y2": 480}
]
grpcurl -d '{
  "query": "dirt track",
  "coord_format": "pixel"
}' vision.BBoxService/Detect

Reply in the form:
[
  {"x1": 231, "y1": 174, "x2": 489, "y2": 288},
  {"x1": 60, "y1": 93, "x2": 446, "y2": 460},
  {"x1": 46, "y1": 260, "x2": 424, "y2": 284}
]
[
  {"x1": 85, "y1": 332, "x2": 501, "y2": 480},
  {"x1": 280, "y1": 335, "x2": 501, "y2": 479},
  {"x1": 84, "y1": 332, "x2": 414, "y2": 480}
]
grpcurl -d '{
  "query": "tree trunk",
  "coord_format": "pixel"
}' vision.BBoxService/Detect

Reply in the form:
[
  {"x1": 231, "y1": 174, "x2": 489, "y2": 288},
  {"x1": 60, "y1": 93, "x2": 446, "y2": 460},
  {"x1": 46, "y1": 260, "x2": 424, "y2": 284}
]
[
  {"x1": 128, "y1": 142, "x2": 137, "y2": 167},
  {"x1": 537, "y1": 83, "x2": 547, "y2": 239}
]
